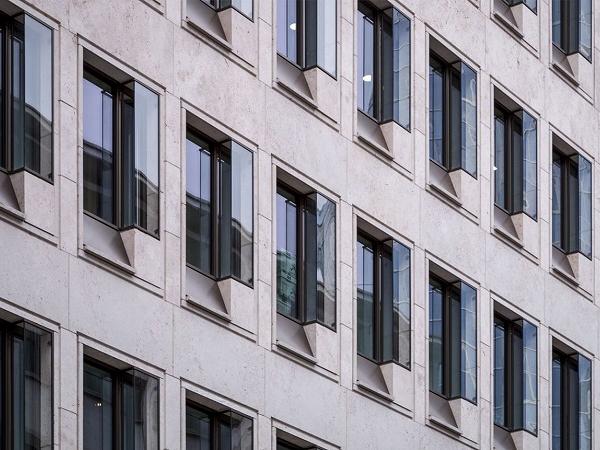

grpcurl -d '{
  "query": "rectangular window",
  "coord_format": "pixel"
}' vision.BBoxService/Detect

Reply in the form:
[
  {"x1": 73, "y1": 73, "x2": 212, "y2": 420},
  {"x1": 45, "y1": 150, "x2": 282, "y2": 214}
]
[
  {"x1": 552, "y1": 0, "x2": 592, "y2": 61},
  {"x1": 493, "y1": 315, "x2": 537, "y2": 434},
  {"x1": 276, "y1": 184, "x2": 336, "y2": 329},
  {"x1": 83, "y1": 357, "x2": 159, "y2": 450},
  {"x1": 0, "y1": 13, "x2": 53, "y2": 181},
  {"x1": 357, "y1": 1, "x2": 411, "y2": 129},
  {"x1": 494, "y1": 105, "x2": 537, "y2": 219},
  {"x1": 551, "y1": 150, "x2": 592, "y2": 258},
  {"x1": 277, "y1": 0, "x2": 336, "y2": 77},
  {"x1": 83, "y1": 67, "x2": 160, "y2": 237},
  {"x1": 428, "y1": 54, "x2": 477, "y2": 177},
  {"x1": 186, "y1": 400, "x2": 253, "y2": 450},
  {"x1": 202, "y1": 0, "x2": 253, "y2": 20},
  {"x1": 0, "y1": 319, "x2": 53, "y2": 450},
  {"x1": 552, "y1": 349, "x2": 591, "y2": 450},
  {"x1": 356, "y1": 232, "x2": 411, "y2": 368},
  {"x1": 186, "y1": 128, "x2": 254, "y2": 286},
  {"x1": 428, "y1": 276, "x2": 477, "y2": 403}
]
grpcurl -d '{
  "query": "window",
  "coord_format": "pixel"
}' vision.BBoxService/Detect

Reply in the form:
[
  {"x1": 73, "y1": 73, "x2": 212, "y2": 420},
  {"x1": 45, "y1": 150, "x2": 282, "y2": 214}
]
[
  {"x1": 356, "y1": 233, "x2": 411, "y2": 368},
  {"x1": 83, "y1": 67, "x2": 160, "y2": 237},
  {"x1": 357, "y1": 1, "x2": 410, "y2": 129},
  {"x1": 494, "y1": 105, "x2": 537, "y2": 219},
  {"x1": 186, "y1": 128, "x2": 253, "y2": 286},
  {"x1": 0, "y1": 13, "x2": 53, "y2": 181},
  {"x1": 503, "y1": 0, "x2": 537, "y2": 12},
  {"x1": 428, "y1": 276, "x2": 477, "y2": 403},
  {"x1": 429, "y1": 54, "x2": 477, "y2": 177},
  {"x1": 276, "y1": 184, "x2": 336, "y2": 329},
  {"x1": 494, "y1": 315, "x2": 537, "y2": 434},
  {"x1": 83, "y1": 357, "x2": 159, "y2": 450},
  {"x1": 276, "y1": 0, "x2": 336, "y2": 77},
  {"x1": 201, "y1": 0, "x2": 252, "y2": 20},
  {"x1": 0, "y1": 319, "x2": 52, "y2": 449},
  {"x1": 552, "y1": 349, "x2": 591, "y2": 450},
  {"x1": 551, "y1": 150, "x2": 592, "y2": 258},
  {"x1": 186, "y1": 400, "x2": 253, "y2": 450},
  {"x1": 552, "y1": 0, "x2": 592, "y2": 61}
]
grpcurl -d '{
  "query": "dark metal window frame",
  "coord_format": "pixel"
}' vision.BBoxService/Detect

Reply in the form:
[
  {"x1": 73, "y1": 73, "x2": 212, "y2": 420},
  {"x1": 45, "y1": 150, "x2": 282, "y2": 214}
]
[
  {"x1": 0, "y1": 12, "x2": 54, "y2": 184},
  {"x1": 185, "y1": 126, "x2": 254, "y2": 289},
  {"x1": 83, "y1": 355, "x2": 160, "y2": 450},
  {"x1": 82, "y1": 64, "x2": 161, "y2": 239},
  {"x1": 0, "y1": 318, "x2": 54, "y2": 450},
  {"x1": 553, "y1": 0, "x2": 590, "y2": 61},
  {"x1": 552, "y1": 148, "x2": 591, "y2": 260}
]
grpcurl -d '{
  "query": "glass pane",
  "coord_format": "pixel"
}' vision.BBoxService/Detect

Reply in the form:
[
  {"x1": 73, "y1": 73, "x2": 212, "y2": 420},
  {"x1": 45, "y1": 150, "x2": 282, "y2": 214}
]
[
  {"x1": 11, "y1": 19, "x2": 24, "y2": 173},
  {"x1": 186, "y1": 133, "x2": 212, "y2": 274},
  {"x1": 132, "y1": 83, "x2": 160, "y2": 235},
  {"x1": 577, "y1": 155, "x2": 592, "y2": 258},
  {"x1": 449, "y1": 68, "x2": 461, "y2": 172},
  {"x1": 552, "y1": 153, "x2": 562, "y2": 249},
  {"x1": 449, "y1": 287, "x2": 461, "y2": 398},
  {"x1": 393, "y1": 241, "x2": 411, "y2": 367},
  {"x1": 512, "y1": 326, "x2": 524, "y2": 429},
  {"x1": 276, "y1": 188, "x2": 298, "y2": 319},
  {"x1": 460, "y1": 282, "x2": 477, "y2": 402},
  {"x1": 357, "y1": 236, "x2": 375, "y2": 360},
  {"x1": 0, "y1": 27, "x2": 3, "y2": 170},
  {"x1": 579, "y1": 0, "x2": 592, "y2": 60},
  {"x1": 428, "y1": 280, "x2": 443, "y2": 395},
  {"x1": 221, "y1": 0, "x2": 253, "y2": 18},
  {"x1": 228, "y1": 412, "x2": 253, "y2": 450},
  {"x1": 522, "y1": 320, "x2": 538, "y2": 434},
  {"x1": 552, "y1": 356, "x2": 562, "y2": 450},
  {"x1": 429, "y1": 58, "x2": 444, "y2": 166},
  {"x1": 552, "y1": 0, "x2": 561, "y2": 48},
  {"x1": 567, "y1": 358, "x2": 579, "y2": 450},
  {"x1": 21, "y1": 15, "x2": 53, "y2": 179},
  {"x1": 316, "y1": 0, "x2": 336, "y2": 76},
  {"x1": 511, "y1": 115, "x2": 524, "y2": 213},
  {"x1": 304, "y1": 193, "x2": 317, "y2": 323},
  {"x1": 12, "y1": 332, "x2": 25, "y2": 450},
  {"x1": 83, "y1": 73, "x2": 114, "y2": 224},
  {"x1": 131, "y1": 370, "x2": 159, "y2": 450},
  {"x1": 315, "y1": 193, "x2": 336, "y2": 328},
  {"x1": 578, "y1": 355, "x2": 592, "y2": 450},
  {"x1": 567, "y1": 158, "x2": 579, "y2": 253},
  {"x1": 121, "y1": 85, "x2": 135, "y2": 230},
  {"x1": 380, "y1": 243, "x2": 395, "y2": 363},
  {"x1": 461, "y1": 64, "x2": 477, "y2": 177},
  {"x1": 357, "y1": 7, "x2": 375, "y2": 118},
  {"x1": 494, "y1": 114, "x2": 506, "y2": 210},
  {"x1": 83, "y1": 361, "x2": 114, "y2": 450},
  {"x1": 220, "y1": 142, "x2": 253, "y2": 285},
  {"x1": 523, "y1": 0, "x2": 537, "y2": 12},
  {"x1": 122, "y1": 371, "x2": 135, "y2": 450},
  {"x1": 522, "y1": 112, "x2": 537, "y2": 219},
  {"x1": 186, "y1": 404, "x2": 211, "y2": 450},
  {"x1": 277, "y1": 0, "x2": 297, "y2": 63},
  {"x1": 493, "y1": 321, "x2": 506, "y2": 427}
]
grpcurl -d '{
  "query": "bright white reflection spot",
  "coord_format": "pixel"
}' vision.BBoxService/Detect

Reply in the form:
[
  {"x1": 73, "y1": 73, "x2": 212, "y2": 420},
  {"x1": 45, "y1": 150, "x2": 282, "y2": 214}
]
[
  {"x1": 362, "y1": 74, "x2": 372, "y2": 82},
  {"x1": 289, "y1": 22, "x2": 296, "y2": 31}
]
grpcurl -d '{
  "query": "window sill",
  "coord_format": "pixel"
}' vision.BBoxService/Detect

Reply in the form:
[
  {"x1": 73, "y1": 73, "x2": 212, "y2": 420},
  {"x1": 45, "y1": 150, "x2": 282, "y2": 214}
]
[
  {"x1": 275, "y1": 339, "x2": 317, "y2": 365},
  {"x1": 83, "y1": 243, "x2": 136, "y2": 275},
  {"x1": 186, "y1": 293, "x2": 232, "y2": 322},
  {"x1": 356, "y1": 378, "x2": 394, "y2": 402},
  {"x1": 428, "y1": 414, "x2": 461, "y2": 435},
  {"x1": 0, "y1": 200, "x2": 24, "y2": 221},
  {"x1": 492, "y1": 7, "x2": 524, "y2": 39}
]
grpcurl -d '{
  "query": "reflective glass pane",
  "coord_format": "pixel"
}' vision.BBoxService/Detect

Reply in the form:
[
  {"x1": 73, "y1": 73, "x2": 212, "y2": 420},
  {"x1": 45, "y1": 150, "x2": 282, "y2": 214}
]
[
  {"x1": 552, "y1": 153, "x2": 562, "y2": 249},
  {"x1": 449, "y1": 287, "x2": 461, "y2": 398},
  {"x1": 133, "y1": 370, "x2": 159, "y2": 450},
  {"x1": 567, "y1": 158, "x2": 579, "y2": 253},
  {"x1": 428, "y1": 280, "x2": 443, "y2": 395},
  {"x1": 186, "y1": 134, "x2": 212, "y2": 274},
  {"x1": 11, "y1": 19, "x2": 24, "y2": 172},
  {"x1": 276, "y1": 189, "x2": 298, "y2": 319},
  {"x1": 121, "y1": 85, "x2": 135, "y2": 229},
  {"x1": 304, "y1": 193, "x2": 317, "y2": 323},
  {"x1": 277, "y1": 0, "x2": 297, "y2": 63},
  {"x1": 460, "y1": 282, "x2": 477, "y2": 402},
  {"x1": 229, "y1": 411, "x2": 253, "y2": 450},
  {"x1": 393, "y1": 241, "x2": 411, "y2": 367},
  {"x1": 522, "y1": 320, "x2": 537, "y2": 434},
  {"x1": 315, "y1": 193, "x2": 336, "y2": 328},
  {"x1": 449, "y1": 68, "x2": 461, "y2": 172},
  {"x1": 552, "y1": 356, "x2": 562, "y2": 450},
  {"x1": 512, "y1": 326, "x2": 524, "y2": 429},
  {"x1": 511, "y1": 115, "x2": 524, "y2": 213},
  {"x1": 577, "y1": 155, "x2": 592, "y2": 257},
  {"x1": 522, "y1": 112, "x2": 537, "y2": 219},
  {"x1": 552, "y1": 0, "x2": 561, "y2": 48},
  {"x1": 316, "y1": 0, "x2": 336, "y2": 76},
  {"x1": 579, "y1": 355, "x2": 592, "y2": 450},
  {"x1": 429, "y1": 59, "x2": 444, "y2": 165},
  {"x1": 493, "y1": 321, "x2": 506, "y2": 427},
  {"x1": 83, "y1": 73, "x2": 114, "y2": 224},
  {"x1": 380, "y1": 244, "x2": 395, "y2": 363},
  {"x1": 461, "y1": 64, "x2": 477, "y2": 177},
  {"x1": 579, "y1": 0, "x2": 592, "y2": 60},
  {"x1": 494, "y1": 114, "x2": 506, "y2": 209},
  {"x1": 357, "y1": 237, "x2": 375, "y2": 360},
  {"x1": 186, "y1": 404, "x2": 211, "y2": 450},
  {"x1": 83, "y1": 361, "x2": 114, "y2": 450},
  {"x1": 357, "y1": 8, "x2": 375, "y2": 118},
  {"x1": 523, "y1": 0, "x2": 537, "y2": 12}
]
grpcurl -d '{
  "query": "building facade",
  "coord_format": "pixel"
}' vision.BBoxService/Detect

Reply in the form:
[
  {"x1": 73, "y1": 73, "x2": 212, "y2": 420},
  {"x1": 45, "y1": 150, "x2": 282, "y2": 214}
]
[{"x1": 0, "y1": 0, "x2": 598, "y2": 449}]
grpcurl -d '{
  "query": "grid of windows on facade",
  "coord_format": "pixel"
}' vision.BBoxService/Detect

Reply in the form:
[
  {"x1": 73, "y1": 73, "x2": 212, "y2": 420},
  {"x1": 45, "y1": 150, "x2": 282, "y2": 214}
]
[
  {"x1": 276, "y1": 184, "x2": 336, "y2": 329},
  {"x1": 83, "y1": 357, "x2": 159, "y2": 450},
  {"x1": 201, "y1": 0, "x2": 252, "y2": 19},
  {"x1": 0, "y1": 319, "x2": 52, "y2": 450},
  {"x1": 552, "y1": 0, "x2": 592, "y2": 61},
  {"x1": 494, "y1": 104, "x2": 537, "y2": 219},
  {"x1": 428, "y1": 275, "x2": 477, "y2": 403},
  {"x1": 493, "y1": 315, "x2": 537, "y2": 434},
  {"x1": 356, "y1": 1, "x2": 411, "y2": 129},
  {"x1": 551, "y1": 150, "x2": 592, "y2": 259},
  {"x1": 0, "y1": 13, "x2": 53, "y2": 181},
  {"x1": 82, "y1": 67, "x2": 160, "y2": 237},
  {"x1": 429, "y1": 53, "x2": 477, "y2": 177},
  {"x1": 185, "y1": 128, "x2": 253, "y2": 286},
  {"x1": 185, "y1": 399, "x2": 253, "y2": 450},
  {"x1": 277, "y1": 0, "x2": 336, "y2": 77},
  {"x1": 356, "y1": 233, "x2": 411, "y2": 368},
  {"x1": 551, "y1": 348, "x2": 592, "y2": 450}
]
